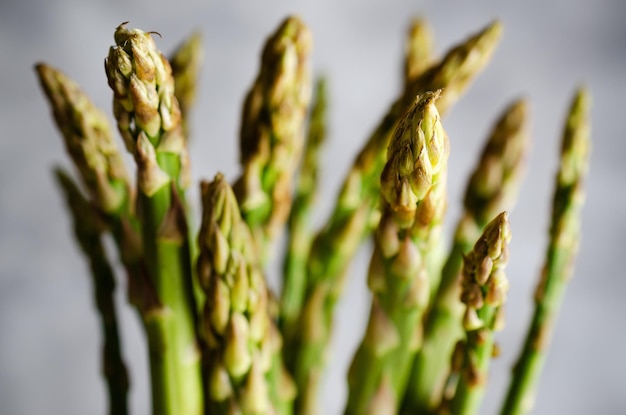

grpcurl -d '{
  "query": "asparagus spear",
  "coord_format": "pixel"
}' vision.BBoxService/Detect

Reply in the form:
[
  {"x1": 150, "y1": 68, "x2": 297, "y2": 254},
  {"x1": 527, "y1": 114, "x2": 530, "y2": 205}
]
[
  {"x1": 170, "y1": 31, "x2": 203, "y2": 137},
  {"x1": 55, "y1": 168, "x2": 130, "y2": 415},
  {"x1": 233, "y1": 16, "x2": 313, "y2": 263},
  {"x1": 35, "y1": 63, "x2": 131, "y2": 216},
  {"x1": 287, "y1": 22, "x2": 502, "y2": 415},
  {"x1": 401, "y1": 99, "x2": 529, "y2": 414},
  {"x1": 105, "y1": 23, "x2": 202, "y2": 415},
  {"x1": 500, "y1": 88, "x2": 591, "y2": 415},
  {"x1": 443, "y1": 212, "x2": 511, "y2": 415},
  {"x1": 403, "y1": 18, "x2": 434, "y2": 88},
  {"x1": 198, "y1": 173, "x2": 295, "y2": 415},
  {"x1": 280, "y1": 77, "x2": 328, "y2": 339},
  {"x1": 345, "y1": 91, "x2": 450, "y2": 415}
]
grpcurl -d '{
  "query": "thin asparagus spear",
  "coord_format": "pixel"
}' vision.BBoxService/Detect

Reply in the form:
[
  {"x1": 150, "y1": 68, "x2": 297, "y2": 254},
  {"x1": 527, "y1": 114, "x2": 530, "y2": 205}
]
[
  {"x1": 288, "y1": 22, "x2": 502, "y2": 415},
  {"x1": 233, "y1": 16, "x2": 313, "y2": 264},
  {"x1": 55, "y1": 168, "x2": 130, "y2": 415},
  {"x1": 170, "y1": 31, "x2": 203, "y2": 137},
  {"x1": 403, "y1": 18, "x2": 434, "y2": 88},
  {"x1": 105, "y1": 23, "x2": 202, "y2": 415},
  {"x1": 280, "y1": 77, "x2": 328, "y2": 339},
  {"x1": 443, "y1": 212, "x2": 511, "y2": 415},
  {"x1": 401, "y1": 99, "x2": 530, "y2": 414},
  {"x1": 345, "y1": 91, "x2": 450, "y2": 415},
  {"x1": 500, "y1": 88, "x2": 591, "y2": 415},
  {"x1": 198, "y1": 173, "x2": 295, "y2": 415}
]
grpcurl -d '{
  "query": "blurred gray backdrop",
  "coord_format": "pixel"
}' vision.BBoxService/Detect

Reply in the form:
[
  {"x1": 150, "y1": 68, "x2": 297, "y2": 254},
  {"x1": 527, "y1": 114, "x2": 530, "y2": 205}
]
[{"x1": 1, "y1": 0, "x2": 625, "y2": 414}]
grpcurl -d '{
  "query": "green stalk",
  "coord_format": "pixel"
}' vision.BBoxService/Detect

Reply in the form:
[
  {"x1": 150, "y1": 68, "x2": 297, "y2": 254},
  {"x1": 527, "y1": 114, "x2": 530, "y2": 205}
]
[
  {"x1": 280, "y1": 77, "x2": 328, "y2": 340},
  {"x1": 170, "y1": 31, "x2": 203, "y2": 137},
  {"x1": 444, "y1": 212, "x2": 511, "y2": 415},
  {"x1": 500, "y1": 88, "x2": 591, "y2": 415},
  {"x1": 401, "y1": 99, "x2": 530, "y2": 414},
  {"x1": 233, "y1": 16, "x2": 313, "y2": 264},
  {"x1": 288, "y1": 22, "x2": 502, "y2": 415},
  {"x1": 55, "y1": 169, "x2": 130, "y2": 415},
  {"x1": 345, "y1": 91, "x2": 449, "y2": 415},
  {"x1": 105, "y1": 24, "x2": 202, "y2": 415},
  {"x1": 198, "y1": 174, "x2": 295, "y2": 415}
]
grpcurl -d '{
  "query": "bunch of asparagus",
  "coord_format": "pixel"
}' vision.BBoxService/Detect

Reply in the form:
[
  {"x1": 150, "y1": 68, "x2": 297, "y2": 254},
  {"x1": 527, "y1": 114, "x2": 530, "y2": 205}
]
[{"x1": 36, "y1": 14, "x2": 591, "y2": 415}]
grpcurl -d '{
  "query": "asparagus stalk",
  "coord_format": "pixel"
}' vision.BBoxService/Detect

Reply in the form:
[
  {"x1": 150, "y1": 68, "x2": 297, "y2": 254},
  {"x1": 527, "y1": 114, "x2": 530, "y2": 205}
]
[
  {"x1": 287, "y1": 22, "x2": 502, "y2": 415},
  {"x1": 105, "y1": 24, "x2": 202, "y2": 415},
  {"x1": 403, "y1": 18, "x2": 434, "y2": 88},
  {"x1": 500, "y1": 88, "x2": 591, "y2": 415},
  {"x1": 443, "y1": 212, "x2": 511, "y2": 415},
  {"x1": 233, "y1": 16, "x2": 313, "y2": 263},
  {"x1": 401, "y1": 99, "x2": 530, "y2": 414},
  {"x1": 280, "y1": 77, "x2": 328, "y2": 339},
  {"x1": 198, "y1": 173, "x2": 295, "y2": 415},
  {"x1": 55, "y1": 168, "x2": 130, "y2": 415},
  {"x1": 170, "y1": 31, "x2": 203, "y2": 137},
  {"x1": 345, "y1": 91, "x2": 450, "y2": 415}
]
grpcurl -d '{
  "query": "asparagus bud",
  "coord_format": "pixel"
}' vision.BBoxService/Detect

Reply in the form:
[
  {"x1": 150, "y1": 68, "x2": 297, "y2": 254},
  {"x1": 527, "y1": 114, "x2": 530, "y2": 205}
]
[
  {"x1": 345, "y1": 91, "x2": 449, "y2": 415},
  {"x1": 234, "y1": 16, "x2": 313, "y2": 262},
  {"x1": 446, "y1": 212, "x2": 511, "y2": 415},
  {"x1": 35, "y1": 64, "x2": 131, "y2": 215}
]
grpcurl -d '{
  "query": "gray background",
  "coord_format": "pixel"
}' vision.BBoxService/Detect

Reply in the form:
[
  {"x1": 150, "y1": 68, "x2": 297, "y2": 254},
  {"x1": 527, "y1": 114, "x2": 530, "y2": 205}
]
[{"x1": 1, "y1": 0, "x2": 625, "y2": 414}]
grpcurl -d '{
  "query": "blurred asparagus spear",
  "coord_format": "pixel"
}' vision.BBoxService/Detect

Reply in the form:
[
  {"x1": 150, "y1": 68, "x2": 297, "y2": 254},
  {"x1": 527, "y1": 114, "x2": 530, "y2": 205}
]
[
  {"x1": 35, "y1": 64, "x2": 132, "y2": 218},
  {"x1": 443, "y1": 212, "x2": 511, "y2": 415},
  {"x1": 233, "y1": 16, "x2": 313, "y2": 264},
  {"x1": 198, "y1": 173, "x2": 295, "y2": 415},
  {"x1": 281, "y1": 77, "x2": 328, "y2": 339},
  {"x1": 500, "y1": 88, "x2": 591, "y2": 415},
  {"x1": 401, "y1": 99, "x2": 530, "y2": 414},
  {"x1": 55, "y1": 168, "x2": 130, "y2": 415},
  {"x1": 287, "y1": 22, "x2": 502, "y2": 415},
  {"x1": 403, "y1": 18, "x2": 434, "y2": 88},
  {"x1": 105, "y1": 24, "x2": 202, "y2": 415},
  {"x1": 170, "y1": 31, "x2": 203, "y2": 137},
  {"x1": 345, "y1": 91, "x2": 449, "y2": 415}
]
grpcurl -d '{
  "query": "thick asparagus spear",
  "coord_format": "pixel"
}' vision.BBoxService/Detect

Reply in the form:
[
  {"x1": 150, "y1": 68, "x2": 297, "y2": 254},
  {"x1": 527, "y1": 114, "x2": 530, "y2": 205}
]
[
  {"x1": 403, "y1": 18, "x2": 434, "y2": 88},
  {"x1": 500, "y1": 88, "x2": 591, "y2": 415},
  {"x1": 443, "y1": 212, "x2": 511, "y2": 415},
  {"x1": 280, "y1": 77, "x2": 328, "y2": 339},
  {"x1": 198, "y1": 173, "x2": 295, "y2": 415},
  {"x1": 55, "y1": 168, "x2": 130, "y2": 415},
  {"x1": 288, "y1": 22, "x2": 502, "y2": 415},
  {"x1": 233, "y1": 16, "x2": 313, "y2": 263},
  {"x1": 105, "y1": 23, "x2": 202, "y2": 415},
  {"x1": 170, "y1": 31, "x2": 203, "y2": 137},
  {"x1": 401, "y1": 99, "x2": 530, "y2": 414},
  {"x1": 345, "y1": 91, "x2": 450, "y2": 415}
]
